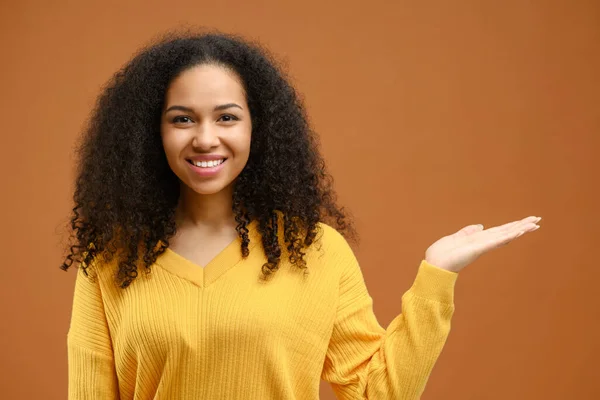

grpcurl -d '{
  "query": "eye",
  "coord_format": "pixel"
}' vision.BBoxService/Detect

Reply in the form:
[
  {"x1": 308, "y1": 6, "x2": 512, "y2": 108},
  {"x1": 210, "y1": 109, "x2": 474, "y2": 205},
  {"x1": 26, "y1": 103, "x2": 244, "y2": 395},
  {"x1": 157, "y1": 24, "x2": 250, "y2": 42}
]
[
  {"x1": 218, "y1": 114, "x2": 239, "y2": 123},
  {"x1": 172, "y1": 115, "x2": 193, "y2": 124}
]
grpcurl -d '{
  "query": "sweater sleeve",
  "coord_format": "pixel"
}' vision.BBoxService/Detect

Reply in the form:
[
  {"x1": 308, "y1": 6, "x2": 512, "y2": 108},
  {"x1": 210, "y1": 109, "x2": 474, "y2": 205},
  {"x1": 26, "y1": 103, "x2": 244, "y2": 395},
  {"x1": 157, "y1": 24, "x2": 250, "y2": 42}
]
[
  {"x1": 67, "y1": 267, "x2": 120, "y2": 399},
  {"x1": 321, "y1": 250, "x2": 457, "y2": 399}
]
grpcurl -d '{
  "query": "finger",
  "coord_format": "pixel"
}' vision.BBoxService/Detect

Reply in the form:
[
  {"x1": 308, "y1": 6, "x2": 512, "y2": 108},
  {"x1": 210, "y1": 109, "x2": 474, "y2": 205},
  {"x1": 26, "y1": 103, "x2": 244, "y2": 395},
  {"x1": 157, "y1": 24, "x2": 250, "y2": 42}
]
[
  {"x1": 488, "y1": 220, "x2": 541, "y2": 249},
  {"x1": 510, "y1": 217, "x2": 542, "y2": 235},
  {"x1": 456, "y1": 224, "x2": 485, "y2": 237},
  {"x1": 514, "y1": 216, "x2": 541, "y2": 231},
  {"x1": 483, "y1": 220, "x2": 520, "y2": 235},
  {"x1": 485, "y1": 216, "x2": 540, "y2": 234}
]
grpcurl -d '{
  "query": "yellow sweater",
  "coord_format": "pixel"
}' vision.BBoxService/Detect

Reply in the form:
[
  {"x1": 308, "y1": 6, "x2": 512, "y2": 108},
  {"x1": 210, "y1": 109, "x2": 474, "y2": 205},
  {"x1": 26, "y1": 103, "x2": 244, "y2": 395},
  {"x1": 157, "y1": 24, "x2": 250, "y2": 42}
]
[{"x1": 67, "y1": 222, "x2": 457, "y2": 399}]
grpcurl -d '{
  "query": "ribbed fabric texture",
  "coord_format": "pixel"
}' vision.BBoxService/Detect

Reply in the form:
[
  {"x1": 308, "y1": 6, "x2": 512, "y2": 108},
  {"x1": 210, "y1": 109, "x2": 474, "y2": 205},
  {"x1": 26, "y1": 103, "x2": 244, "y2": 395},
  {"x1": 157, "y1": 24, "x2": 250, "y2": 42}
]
[{"x1": 67, "y1": 223, "x2": 457, "y2": 399}]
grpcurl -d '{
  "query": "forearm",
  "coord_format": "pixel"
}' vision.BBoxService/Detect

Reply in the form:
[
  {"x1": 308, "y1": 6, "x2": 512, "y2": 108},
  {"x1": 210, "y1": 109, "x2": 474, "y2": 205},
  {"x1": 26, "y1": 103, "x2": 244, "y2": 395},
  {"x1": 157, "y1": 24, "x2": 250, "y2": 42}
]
[
  {"x1": 365, "y1": 285, "x2": 455, "y2": 399},
  {"x1": 68, "y1": 340, "x2": 120, "y2": 399}
]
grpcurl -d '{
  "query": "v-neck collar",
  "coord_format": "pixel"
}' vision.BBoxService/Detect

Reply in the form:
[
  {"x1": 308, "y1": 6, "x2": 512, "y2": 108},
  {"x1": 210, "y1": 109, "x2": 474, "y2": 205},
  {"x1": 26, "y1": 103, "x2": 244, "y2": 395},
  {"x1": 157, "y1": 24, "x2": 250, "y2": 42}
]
[{"x1": 155, "y1": 220, "x2": 260, "y2": 288}]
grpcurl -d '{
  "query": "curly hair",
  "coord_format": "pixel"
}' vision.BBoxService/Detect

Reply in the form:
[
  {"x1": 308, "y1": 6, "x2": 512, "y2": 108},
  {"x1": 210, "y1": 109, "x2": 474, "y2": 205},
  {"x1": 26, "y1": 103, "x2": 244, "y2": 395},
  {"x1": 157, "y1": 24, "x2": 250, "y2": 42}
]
[{"x1": 61, "y1": 30, "x2": 355, "y2": 288}]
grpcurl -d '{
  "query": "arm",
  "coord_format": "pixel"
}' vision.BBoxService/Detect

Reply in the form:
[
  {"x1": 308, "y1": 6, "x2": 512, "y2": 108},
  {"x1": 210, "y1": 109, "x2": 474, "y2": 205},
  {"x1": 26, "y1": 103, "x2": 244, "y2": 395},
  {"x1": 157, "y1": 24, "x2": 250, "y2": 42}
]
[
  {"x1": 321, "y1": 215, "x2": 541, "y2": 399},
  {"x1": 321, "y1": 253, "x2": 457, "y2": 400},
  {"x1": 67, "y1": 267, "x2": 120, "y2": 399}
]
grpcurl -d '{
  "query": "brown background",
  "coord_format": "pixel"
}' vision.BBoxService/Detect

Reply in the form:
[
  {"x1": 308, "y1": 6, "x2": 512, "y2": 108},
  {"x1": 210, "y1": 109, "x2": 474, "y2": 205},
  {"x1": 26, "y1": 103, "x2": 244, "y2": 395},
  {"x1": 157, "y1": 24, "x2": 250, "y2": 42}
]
[{"x1": 1, "y1": 0, "x2": 599, "y2": 399}]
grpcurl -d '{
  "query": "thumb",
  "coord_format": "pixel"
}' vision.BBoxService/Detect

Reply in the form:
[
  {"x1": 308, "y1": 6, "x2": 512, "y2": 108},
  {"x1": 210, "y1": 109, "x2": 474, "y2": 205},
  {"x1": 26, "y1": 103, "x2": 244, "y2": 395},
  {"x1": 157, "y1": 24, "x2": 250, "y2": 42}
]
[{"x1": 456, "y1": 224, "x2": 484, "y2": 237}]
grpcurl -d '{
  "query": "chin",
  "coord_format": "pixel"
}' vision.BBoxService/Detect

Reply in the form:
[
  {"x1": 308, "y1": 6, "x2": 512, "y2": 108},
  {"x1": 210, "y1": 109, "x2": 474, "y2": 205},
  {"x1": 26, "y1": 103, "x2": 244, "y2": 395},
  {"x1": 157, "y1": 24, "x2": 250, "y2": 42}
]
[{"x1": 185, "y1": 180, "x2": 234, "y2": 197}]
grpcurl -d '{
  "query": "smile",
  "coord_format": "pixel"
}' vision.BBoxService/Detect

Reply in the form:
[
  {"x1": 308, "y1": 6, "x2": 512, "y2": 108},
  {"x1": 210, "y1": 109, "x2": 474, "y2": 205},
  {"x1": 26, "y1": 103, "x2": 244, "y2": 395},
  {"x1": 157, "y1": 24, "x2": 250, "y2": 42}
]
[{"x1": 187, "y1": 159, "x2": 226, "y2": 168}]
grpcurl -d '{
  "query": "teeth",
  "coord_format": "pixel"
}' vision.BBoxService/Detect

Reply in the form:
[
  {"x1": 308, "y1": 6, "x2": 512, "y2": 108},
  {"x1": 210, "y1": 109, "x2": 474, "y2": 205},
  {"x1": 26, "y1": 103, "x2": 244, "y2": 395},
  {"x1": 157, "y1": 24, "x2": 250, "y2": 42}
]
[{"x1": 192, "y1": 159, "x2": 224, "y2": 168}]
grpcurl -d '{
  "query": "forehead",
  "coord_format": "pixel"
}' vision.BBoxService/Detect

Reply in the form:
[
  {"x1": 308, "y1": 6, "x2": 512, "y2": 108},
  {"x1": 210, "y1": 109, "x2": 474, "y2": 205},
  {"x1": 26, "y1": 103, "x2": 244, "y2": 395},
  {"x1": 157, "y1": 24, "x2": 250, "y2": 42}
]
[{"x1": 165, "y1": 64, "x2": 246, "y2": 104}]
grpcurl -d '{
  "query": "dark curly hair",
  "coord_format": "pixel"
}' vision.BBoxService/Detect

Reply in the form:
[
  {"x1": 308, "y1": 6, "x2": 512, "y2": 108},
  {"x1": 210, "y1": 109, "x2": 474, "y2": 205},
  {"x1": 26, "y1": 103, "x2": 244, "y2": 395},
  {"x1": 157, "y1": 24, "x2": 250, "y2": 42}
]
[{"x1": 61, "y1": 30, "x2": 355, "y2": 288}]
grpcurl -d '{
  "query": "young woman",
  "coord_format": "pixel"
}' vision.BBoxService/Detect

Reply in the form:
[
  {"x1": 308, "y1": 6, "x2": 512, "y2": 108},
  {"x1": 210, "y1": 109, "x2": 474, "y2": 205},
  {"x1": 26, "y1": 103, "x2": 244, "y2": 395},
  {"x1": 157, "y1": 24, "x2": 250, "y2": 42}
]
[{"x1": 63, "y1": 32, "x2": 540, "y2": 399}]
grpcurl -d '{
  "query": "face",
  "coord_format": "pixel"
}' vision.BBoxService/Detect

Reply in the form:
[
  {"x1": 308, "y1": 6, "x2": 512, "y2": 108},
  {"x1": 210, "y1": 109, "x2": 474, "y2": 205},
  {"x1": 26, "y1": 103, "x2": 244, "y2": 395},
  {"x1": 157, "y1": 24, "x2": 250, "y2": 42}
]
[{"x1": 161, "y1": 64, "x2": 252, "y2": 198}]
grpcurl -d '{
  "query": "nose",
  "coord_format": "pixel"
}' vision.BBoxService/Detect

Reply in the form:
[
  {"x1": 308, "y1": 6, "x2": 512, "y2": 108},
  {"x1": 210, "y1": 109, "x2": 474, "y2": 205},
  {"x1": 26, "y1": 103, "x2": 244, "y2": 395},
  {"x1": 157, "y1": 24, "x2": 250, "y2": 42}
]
[{"x1": 191, "y1": 122, "x2": 220, "y2": 151}]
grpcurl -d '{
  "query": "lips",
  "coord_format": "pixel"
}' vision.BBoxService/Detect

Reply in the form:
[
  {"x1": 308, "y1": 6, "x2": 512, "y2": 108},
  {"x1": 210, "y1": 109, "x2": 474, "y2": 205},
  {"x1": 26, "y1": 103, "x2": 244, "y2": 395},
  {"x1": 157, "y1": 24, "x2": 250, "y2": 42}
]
[
  {"x1": 187, "y1": 158, "x2": 227, "y2": 168},
  {"x1": 187, "y1": 154, "x2": 228, "y2": 161}
]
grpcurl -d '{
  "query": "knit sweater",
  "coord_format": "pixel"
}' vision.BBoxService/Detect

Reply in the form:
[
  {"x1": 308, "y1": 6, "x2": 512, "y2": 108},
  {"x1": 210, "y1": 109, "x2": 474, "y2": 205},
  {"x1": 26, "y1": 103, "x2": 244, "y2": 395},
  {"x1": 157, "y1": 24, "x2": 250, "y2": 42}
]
[{"x1": 67, "y1": 222, "x2": 458, "y2": 399}]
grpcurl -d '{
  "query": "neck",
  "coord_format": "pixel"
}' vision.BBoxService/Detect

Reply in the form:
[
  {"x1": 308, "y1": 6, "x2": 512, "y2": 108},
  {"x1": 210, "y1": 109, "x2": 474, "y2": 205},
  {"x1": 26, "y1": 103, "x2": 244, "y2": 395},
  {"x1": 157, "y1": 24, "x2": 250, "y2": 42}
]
[{"x1": 175, "y1": 185, "x2": 237, "y2": 233}]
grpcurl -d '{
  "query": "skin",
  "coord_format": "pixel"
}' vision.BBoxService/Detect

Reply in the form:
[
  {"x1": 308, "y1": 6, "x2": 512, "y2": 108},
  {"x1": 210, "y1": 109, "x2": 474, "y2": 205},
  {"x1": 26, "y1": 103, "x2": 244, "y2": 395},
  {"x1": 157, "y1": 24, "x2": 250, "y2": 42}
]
[
  {"x1": 160, "y1": 64, "x2": 542, "y2": 272},
  {"x1": 426, "y1": 216, "x2": 541, "y2": 273},
  {"x1": 160, "y1": 64, "x2": 252, "y2": 266}
]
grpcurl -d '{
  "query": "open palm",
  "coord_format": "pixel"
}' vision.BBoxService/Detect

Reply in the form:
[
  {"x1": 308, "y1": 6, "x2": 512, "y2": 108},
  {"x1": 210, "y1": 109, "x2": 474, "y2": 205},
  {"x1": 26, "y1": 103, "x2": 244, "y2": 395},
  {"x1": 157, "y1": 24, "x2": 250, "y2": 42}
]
[{"x1": 425, "y1": 215, "x2": 541, "y2": 273}]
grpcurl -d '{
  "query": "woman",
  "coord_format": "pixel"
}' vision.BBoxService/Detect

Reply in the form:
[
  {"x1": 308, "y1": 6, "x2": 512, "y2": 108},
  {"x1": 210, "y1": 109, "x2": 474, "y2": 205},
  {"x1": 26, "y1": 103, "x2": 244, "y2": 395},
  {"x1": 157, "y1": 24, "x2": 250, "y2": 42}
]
[{"x1": 62, "y1": 32, "x2": 540, "y2": 399}]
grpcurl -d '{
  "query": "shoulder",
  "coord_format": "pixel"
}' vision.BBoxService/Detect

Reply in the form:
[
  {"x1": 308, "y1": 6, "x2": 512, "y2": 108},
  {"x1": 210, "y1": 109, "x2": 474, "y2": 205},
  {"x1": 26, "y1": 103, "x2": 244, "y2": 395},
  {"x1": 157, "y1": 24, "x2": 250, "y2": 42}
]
[
  {"x1": 315, "y1": 222, "x2": 351, "y2": 249},
  {"x1": 305, "y1": 222, "x2": 358, "y2": 271},
  {"x1": 76, "y1": 251, "x2": 119, "y2": 287}
]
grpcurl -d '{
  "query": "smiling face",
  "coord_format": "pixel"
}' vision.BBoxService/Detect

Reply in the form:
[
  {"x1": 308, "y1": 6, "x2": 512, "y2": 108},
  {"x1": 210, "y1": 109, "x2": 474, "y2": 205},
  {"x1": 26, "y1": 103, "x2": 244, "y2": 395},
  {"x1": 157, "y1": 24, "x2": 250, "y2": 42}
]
[{"x1": 160, "y1": 64, "x2": 252, "y2": 198}]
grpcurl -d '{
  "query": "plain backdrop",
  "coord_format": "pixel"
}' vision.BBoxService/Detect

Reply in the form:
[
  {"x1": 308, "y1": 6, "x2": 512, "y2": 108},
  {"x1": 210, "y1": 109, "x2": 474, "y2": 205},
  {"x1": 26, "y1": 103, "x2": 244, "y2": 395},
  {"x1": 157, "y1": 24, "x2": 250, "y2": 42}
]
[{"x1": 1, "y1": 0, "x2": 599, "y2": 399}]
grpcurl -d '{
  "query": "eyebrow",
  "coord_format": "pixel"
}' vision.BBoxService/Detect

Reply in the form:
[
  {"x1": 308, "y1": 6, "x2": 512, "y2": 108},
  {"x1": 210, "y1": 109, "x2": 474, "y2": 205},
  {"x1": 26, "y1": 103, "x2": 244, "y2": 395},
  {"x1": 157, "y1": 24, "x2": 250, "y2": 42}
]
[{"x1": 164, "y1": 103, "x2": 243, "y2": 113}]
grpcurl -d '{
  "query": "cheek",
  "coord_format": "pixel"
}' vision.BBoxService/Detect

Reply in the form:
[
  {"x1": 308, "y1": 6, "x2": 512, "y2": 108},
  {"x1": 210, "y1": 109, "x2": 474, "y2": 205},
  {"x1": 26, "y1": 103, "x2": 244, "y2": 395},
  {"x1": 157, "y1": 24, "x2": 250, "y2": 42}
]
[
  {"x1": 161, "y1": 131, "x2": 182, "y2": 159},
  {"x1": 161, "y1": 136, "x2": 185, "y2": 176},
  {"x1": 239, "y1": 130, "x2": 252, "y2": 158},
  {"x1": 161, "y1": 138, "x2": 174, "y2": 162},
  {"x1": 224, "y1": 128, "x2": 252, "y2": 162},
  {"x1": 242, "y1": 136, "x2": 252, "y2": 158}
]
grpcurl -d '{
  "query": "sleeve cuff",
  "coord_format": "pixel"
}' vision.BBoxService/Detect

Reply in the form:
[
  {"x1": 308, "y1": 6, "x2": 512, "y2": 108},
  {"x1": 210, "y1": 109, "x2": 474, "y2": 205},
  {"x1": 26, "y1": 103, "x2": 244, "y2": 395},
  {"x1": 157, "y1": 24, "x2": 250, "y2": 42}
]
[{"x1": 407, "y1": 260, "x2": 458, "y2": 305}]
